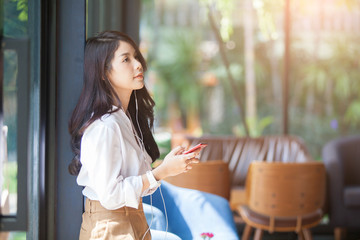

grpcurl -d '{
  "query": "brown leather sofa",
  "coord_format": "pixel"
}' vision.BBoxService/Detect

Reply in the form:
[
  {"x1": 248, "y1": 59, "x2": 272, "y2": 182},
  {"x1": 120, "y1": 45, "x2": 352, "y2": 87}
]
[
  {"x1": 322, "y1": 135, "x2": 360, "y2": 240},
  {"x1": 172, "y1": 134, "x2": 313, "y2": 208}
]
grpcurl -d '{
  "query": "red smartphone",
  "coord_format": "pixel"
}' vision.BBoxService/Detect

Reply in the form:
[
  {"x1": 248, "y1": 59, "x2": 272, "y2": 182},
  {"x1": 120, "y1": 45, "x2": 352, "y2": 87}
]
[{"x1": 183, "y1": 143, "x2": 208, "y2": 154}]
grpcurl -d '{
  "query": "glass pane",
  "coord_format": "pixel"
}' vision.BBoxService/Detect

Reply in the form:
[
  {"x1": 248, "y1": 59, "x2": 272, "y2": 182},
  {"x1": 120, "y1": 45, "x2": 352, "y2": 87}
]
[
  {"x1": 1, "y1": 49, "x2": 18, "y2": 216},
  {"x1": 140, "y1": 0, "x2": 360, "y2": 160},
  {"x1": 1, "y1": 0, "x2": 28, "y2": 219},
  {"x1": 0, "y1": 231, "x2": 26, "y2": 240},
  {"x1": 4, "y1": 0, "x2": 28, "y2": 38},
  {"x1": 86, "y1": 0, "x2": 124, "y2": 38}
]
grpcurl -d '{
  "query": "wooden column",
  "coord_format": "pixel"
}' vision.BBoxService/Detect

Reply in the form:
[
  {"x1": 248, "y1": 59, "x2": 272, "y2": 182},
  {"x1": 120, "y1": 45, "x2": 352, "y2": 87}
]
[{"x1": 283, "y1": 0, "x2": 291, "y2": 135}]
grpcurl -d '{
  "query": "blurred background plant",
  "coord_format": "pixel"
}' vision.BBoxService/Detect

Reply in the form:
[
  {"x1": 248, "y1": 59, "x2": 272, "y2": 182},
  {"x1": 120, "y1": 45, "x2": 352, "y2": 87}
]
[
  {"x1": 151, "y1": 29, "x2": 203, "y2": 133},
  {"x1": 141, "y1": 0, "x2": 360, "y2": 159}
]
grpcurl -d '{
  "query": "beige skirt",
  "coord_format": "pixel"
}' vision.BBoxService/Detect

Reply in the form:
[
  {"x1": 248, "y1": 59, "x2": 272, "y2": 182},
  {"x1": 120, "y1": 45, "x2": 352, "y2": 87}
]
[{"x1": 79, "y1": 198, "x2": 151, "y2": 240}]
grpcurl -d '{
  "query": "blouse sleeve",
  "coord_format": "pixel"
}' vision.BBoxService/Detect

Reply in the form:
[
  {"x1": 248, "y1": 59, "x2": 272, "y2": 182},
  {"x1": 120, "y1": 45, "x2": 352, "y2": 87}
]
[{"x1": 79, "y1": 122, "x2": 143, "y2": 210}]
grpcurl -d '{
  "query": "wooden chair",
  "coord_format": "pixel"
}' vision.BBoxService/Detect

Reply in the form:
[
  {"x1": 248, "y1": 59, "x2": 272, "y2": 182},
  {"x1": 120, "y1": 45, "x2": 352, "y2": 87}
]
[
  {"x1": 164, "y1": 160, "x2": 231, "y2": 200},
  {"x1": 238, "y1": 161, "x2": 326, "y2": 240}
]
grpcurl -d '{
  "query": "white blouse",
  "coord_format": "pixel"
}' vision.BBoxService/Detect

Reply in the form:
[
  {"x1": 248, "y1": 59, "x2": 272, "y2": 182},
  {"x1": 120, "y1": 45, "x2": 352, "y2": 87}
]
[{"x1": 76, "y1": 107, "x2": 158, "y2": 210}]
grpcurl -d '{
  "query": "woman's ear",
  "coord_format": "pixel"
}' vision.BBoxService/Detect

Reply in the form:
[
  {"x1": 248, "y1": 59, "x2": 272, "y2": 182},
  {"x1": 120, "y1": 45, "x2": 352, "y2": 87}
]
[
  {"x1": 104, "y1": 65, "x2": 111, "y2": 81},
  {"x1": 103, "y1": 71, "x2": 109, "y2": 81}
]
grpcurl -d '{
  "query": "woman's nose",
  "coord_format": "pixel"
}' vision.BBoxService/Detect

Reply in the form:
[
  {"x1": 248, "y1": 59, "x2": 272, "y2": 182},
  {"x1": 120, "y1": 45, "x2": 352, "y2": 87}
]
[{"x1": 135, "y1": 59, "x2": 142, "y2": 71}]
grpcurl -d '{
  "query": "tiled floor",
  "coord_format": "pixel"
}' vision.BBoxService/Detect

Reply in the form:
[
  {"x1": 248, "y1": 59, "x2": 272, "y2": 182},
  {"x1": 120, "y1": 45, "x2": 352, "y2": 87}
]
[
  {"x1": 235, "y1": 224, "x2": 360, "y2": 240},
  {"x1": 236, "y1": 231, "x2": 360, "y2": 240}
]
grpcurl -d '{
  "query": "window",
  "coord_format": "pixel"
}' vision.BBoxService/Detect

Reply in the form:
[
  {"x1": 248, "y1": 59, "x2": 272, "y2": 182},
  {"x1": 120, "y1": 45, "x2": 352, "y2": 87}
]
[{"x1": 0, "y1": 0, "x2": 29, "y2": 233}]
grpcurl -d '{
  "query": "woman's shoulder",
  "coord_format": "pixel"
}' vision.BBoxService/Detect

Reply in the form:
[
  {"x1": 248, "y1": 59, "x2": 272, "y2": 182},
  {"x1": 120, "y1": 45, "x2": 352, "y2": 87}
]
[
  {"x1": 100, "y1": 112, "x2": 117, "y2": 123},
  {"x1": 86, "y1": 112, "x2": 121, "y2": 133}
]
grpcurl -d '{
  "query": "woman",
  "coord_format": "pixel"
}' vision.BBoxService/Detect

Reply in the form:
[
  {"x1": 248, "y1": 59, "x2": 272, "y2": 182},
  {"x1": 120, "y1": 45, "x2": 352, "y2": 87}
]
[{"x1": 68, "y1": 31, "x2": 199, "y2": 239}]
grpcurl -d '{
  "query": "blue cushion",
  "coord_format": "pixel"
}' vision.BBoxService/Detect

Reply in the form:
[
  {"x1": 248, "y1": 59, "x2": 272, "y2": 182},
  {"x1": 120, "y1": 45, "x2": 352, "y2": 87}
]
[
  {"x1": 150, "y1": 230, "x2": 182, "y2": 240},
  {"x1": 143, "y1": 181, "x2": 239, "y2": 240},
  {"x1": 143, "y1": 203, "x2": 182, "y2": 239},
  {"x1": 143, "y1": 203, "x2": 167, "y2": 231}
]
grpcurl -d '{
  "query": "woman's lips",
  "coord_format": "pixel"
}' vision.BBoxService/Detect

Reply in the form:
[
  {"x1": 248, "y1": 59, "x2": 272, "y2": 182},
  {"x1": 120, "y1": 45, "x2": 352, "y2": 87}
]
[{"x1": 134, "y1": 73, "x2": 143, "y2": 79}]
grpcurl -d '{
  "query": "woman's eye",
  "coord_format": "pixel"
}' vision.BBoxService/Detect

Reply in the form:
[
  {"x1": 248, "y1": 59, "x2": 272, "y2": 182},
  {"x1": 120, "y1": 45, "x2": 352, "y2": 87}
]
[{"x1": 123, "y1": 57, "x2": 129, "y2": 63}]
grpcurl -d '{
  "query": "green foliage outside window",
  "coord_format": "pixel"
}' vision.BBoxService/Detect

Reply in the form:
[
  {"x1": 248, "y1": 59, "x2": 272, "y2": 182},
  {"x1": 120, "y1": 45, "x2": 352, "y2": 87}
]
[
  {"x1": 4, "y1": 0, "x2": 28, "y2": 38},
  {"x1": 142, "y1": 0, "x2": 360, "y2": 159}
]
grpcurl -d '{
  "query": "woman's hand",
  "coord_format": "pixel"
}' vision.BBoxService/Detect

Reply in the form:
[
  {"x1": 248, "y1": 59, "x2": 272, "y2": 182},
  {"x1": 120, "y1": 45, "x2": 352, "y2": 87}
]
[{"x1": 152, "y1": 146, "x2": 200, "y2": 180}]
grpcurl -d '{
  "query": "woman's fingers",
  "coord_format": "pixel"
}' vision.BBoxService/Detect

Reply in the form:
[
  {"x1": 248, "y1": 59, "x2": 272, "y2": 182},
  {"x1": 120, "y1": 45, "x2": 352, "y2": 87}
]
[
  {"x1": 182, "y1": 152, "x2": 197, "y2": 160},
  {"x1": 169, "y1": 146, "x2": 184, "y2": 156},
  {"x1": 185, "y1": 158, "x2": 199, "y2": 164},
  {"x1": 183, "y1": 156, "x2": 200, "y2": 173},
  {"x1": 162, "y1": 147, "x2": 202, "y2": 176},
  {"x1": 193, "y1": 148, "x2": 201, "y2": 155},
  {"x1": 191, "y1": 158, "x2": 200, "y2": 164}
]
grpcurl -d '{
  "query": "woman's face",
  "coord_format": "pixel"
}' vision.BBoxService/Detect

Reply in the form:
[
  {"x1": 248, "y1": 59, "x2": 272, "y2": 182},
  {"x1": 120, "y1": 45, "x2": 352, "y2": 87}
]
[{"x1": 107, "y1": 40, "x2": 144, "y2": 98}]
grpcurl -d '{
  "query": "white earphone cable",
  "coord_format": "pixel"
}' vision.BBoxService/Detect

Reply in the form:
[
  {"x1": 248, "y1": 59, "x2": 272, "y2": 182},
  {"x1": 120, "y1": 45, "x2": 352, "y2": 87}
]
[
  {"x1": 142, "y1": 195, "x2": 153, "y2": 240},
  {"x1": 159, "y1": 185, "x2": 168, "y2": 240},
  {"x1": 136, "y1": 91, "x2": 168, "y2": 240}
]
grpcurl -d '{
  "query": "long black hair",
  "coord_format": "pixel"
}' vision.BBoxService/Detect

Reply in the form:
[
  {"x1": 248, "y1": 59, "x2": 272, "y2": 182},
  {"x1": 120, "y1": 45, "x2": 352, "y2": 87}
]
[{"x1": 68, "y1": 31, "x2": 160, "y2": 175}]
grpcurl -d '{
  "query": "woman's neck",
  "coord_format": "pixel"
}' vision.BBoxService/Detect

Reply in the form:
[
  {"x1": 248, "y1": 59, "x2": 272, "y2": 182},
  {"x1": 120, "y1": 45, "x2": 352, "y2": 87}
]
[{"x1": 116, "y1": 90, "x2": 132, "y2": 112}]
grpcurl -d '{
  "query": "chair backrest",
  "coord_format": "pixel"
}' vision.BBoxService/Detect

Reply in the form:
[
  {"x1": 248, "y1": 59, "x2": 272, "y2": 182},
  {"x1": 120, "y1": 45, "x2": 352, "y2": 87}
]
[
  {"x1": 164, "y1": 160, "x2": 231, "y2": 200},
  {"x1": 246, "y1": 161, "x2": 326, "y2": 217},
  {"x1": 329, "y1": 135, "x2": 360, "y2": 186},
  {"x1": 172, "y1": 134, "x2": 312, "y2": 188}
]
